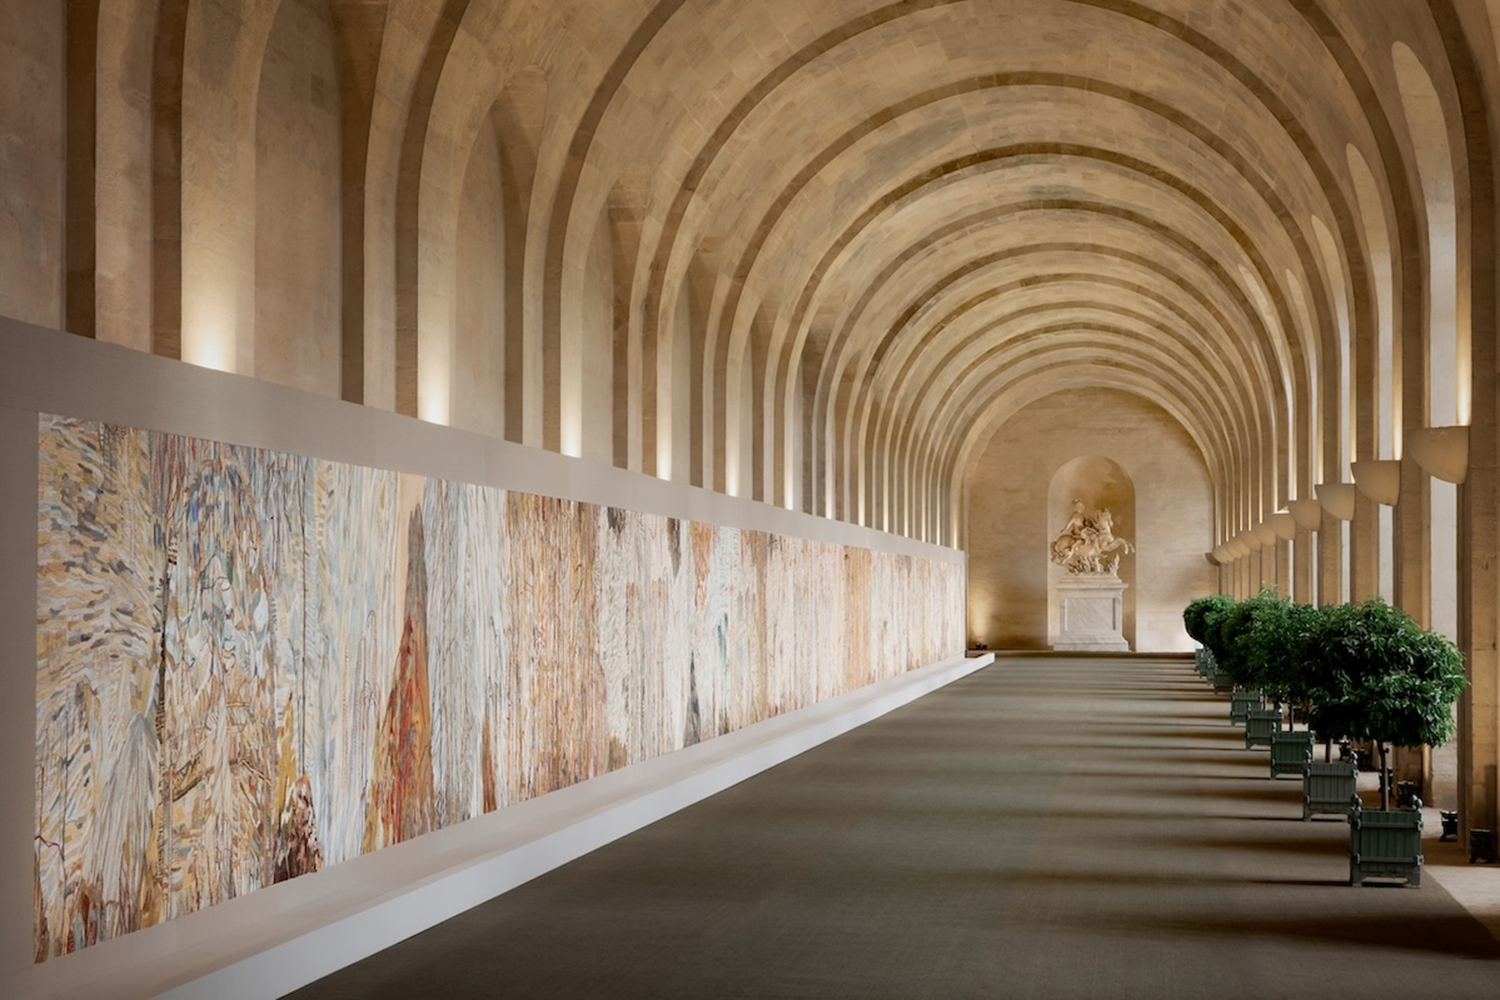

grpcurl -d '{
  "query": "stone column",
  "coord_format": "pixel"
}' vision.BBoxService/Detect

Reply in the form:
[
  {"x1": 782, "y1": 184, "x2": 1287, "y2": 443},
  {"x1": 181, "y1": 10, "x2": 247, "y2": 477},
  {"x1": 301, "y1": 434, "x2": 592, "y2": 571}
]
[
  {"x1": 1351, "y1": 494, "x2": 1380, "y2": 601},
  {"x1": 1459, "y1": 406, "x2": 1499, "y2": 839},
  {"x1": 1396, "y1": 454, "x2": 1431, "y2": 626},
  {"x1": 1318, "y1": 509, "x2": 1342, "y2": 606},
  {"x1": 1293, "y1": 529, "x2": 1314, "y2": 603},
  {"x1": 1383, "y1": 458, "x2": 1429, "y2": 800}
]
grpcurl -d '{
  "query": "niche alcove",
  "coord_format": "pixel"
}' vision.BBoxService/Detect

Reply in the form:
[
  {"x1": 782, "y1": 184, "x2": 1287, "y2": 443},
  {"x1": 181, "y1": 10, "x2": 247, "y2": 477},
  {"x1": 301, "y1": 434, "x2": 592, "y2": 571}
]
[
  {"x1": 965, "y1": 388, "x2": 1213, "y2": 652},
  {"x1": 1047, "y1": 455, "x2": 1136, "y2": 649}
]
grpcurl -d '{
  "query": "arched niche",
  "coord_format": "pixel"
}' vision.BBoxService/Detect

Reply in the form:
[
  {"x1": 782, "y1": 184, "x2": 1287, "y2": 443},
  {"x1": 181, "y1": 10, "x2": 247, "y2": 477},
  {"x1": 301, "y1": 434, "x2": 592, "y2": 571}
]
[
  {"x1": 1047, "y1": 455, "x2": 1136, "y2": 650},
  {"x1": 964, "y1": 388, "x2": 1211, "y2": 652}
]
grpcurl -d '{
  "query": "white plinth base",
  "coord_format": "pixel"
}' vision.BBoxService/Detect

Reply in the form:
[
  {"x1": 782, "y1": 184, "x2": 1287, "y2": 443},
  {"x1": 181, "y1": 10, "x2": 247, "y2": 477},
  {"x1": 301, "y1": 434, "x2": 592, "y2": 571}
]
[{"x1": 1052, "y1": 575, "x2": 1129, "y2": 652}]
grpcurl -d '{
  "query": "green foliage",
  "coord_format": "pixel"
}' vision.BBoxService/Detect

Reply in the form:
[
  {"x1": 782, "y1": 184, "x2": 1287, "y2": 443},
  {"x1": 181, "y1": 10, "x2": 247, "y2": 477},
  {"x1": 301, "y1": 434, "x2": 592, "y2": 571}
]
[
  {"x1": 1198, "y1": 596, "x2": 1243, "y2": 668},
  {"x1": 1185, "y1": 593, "x2": 1466, "y2": 754},
  {"x1": 1298, "y1": 602, "x2": 1363, "y2": 740},
  {"x1": 1205, "y1": 590, "x2": 1282, "y2": 689},
  {"x1": 1301, "y1": 598, "x2": 1468, "y2": 749},
  {"x1": 1242, "y1": 593, "x2": 1322, "y2": 705},
  {"x1": 1183, "y1": 595, "x2": 1234, "y2": 644}
]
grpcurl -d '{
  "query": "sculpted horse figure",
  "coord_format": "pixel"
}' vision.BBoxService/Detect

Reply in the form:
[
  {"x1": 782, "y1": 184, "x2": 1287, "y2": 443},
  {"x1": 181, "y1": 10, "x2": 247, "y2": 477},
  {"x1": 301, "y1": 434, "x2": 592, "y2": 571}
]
[
  {"x1": 1050, "y1": 504, "x2": 1133, "y2": 575},
  {"x1": 1085, "y1": 509, "x2": 1134, "y2": 574}
]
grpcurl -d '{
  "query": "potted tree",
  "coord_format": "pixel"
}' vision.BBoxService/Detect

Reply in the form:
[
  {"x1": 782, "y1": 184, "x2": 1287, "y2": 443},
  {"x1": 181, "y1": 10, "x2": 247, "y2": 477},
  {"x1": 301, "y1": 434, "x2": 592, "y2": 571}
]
[
  {"x1": 1210, "y1": 592, "x2": 1285, "y2": 747},
  {"x1": 1205, "y1": 595, "x2": 1263, "y2": 699},
  {"x1": 1293, "y1": 604, "x2": 1365, "y2": 819},
  {"x1": 1302, "y1": 599, "x2": 1467, "y2": 885},
  {"x1": 1241, "y1": 592, "x2": 1320, "y2": 777},
  {"x1": 1183, "y1": 595, "x2": 1235, "y2": 687}
]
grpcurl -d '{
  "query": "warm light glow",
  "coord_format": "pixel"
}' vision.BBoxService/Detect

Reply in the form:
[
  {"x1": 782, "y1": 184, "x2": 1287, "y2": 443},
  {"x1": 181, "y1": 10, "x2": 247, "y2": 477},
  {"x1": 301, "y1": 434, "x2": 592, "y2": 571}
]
[
  {"x1": 181, "y1": 273, "x2": 236, "y2": 374},
  {"x1": 560, "y1": 312, "x2": 583, "y2": 455},
  {"x1": 1457, "y1": 349, "x2": 1472, "y2": 425},
  {"x1": 656, "y1": 435, "x2": 672, "y2": 482},
  {"x1": 560, "y1": 409, "x2": 582, "y2": 458},
  {"x1": 184, "y1": 325, "x2": 234, "y2": 373},
  {"x1": 417, "y1": 304, "x2": 453, "y2": 426},
  {"x1": 418, "y1": 345, "x2": 451, "y2": 427},
  {"x1": 783, "y1": 447, "x2": 798, "y2": 510}
]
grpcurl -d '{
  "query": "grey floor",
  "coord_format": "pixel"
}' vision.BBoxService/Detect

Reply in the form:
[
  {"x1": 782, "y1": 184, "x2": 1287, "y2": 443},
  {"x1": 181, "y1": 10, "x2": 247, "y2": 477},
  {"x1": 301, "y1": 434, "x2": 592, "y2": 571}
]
[{"x1": 285, "y1": 657, "x2": 1500, "y2": 999}]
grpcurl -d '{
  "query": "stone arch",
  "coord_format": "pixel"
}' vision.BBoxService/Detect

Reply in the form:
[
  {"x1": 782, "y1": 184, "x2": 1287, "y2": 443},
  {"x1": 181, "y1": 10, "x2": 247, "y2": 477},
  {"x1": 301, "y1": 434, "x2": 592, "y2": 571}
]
[
  {"x1": 491, "y1": 66, "x2": 548, "y2": 443},
  {"x1": 150, "y1": 0, "x2": 190, "y2": 359},
  {"x1": 608, "y1": 169, "x2": 650, "y2": 471},
  {"x1": 451, "y1": 101, "x2": 509, "y2": 439},
  {"x1": 1393, "y1": 43, "x2": 1464, "y2": 431},
  {"x1": 1429, "y1": 0, "x2": 1498, "y2": 845},
  {"x1": 255, "y1": 0, "x2": 343, "y2": 398},
  {"x1": 73, "y1": 0, "x2": 160, "y2": 351},
  {"x1": 177, "y1": 0, "x2": 281, "y2": 375},
  {"x1": 64, "y1": 1, "x2": 101, "y2": 340},
  {"x1": 394, "y1": 0, "x2": 472, "y2": 424},
  {"x1": 1346, "y1": 146, "x2": 1398, "y2": 603},
  {"x1": 654, "y1": 255, "x2": 710, "y2": 485},
  {"x1": 562, "y1": 197, "x2": 615, "y2": 461},
  {"x1": 1392, "y1": 41, "x2": 1463, "y2": 642},
  {"x1": 558, "y1": 172, "x2": 647, "y2": 466},
  {"x1": 723, "y1": 302, "x2": 774, "y2": 502}
]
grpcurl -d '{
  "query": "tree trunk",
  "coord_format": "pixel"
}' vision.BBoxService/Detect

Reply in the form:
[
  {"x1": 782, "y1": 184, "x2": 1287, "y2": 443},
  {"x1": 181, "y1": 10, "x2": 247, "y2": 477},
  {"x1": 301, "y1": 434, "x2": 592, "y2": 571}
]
[{"x1": 1378, "y1": 742, "x2": 1390, "y2": 810}]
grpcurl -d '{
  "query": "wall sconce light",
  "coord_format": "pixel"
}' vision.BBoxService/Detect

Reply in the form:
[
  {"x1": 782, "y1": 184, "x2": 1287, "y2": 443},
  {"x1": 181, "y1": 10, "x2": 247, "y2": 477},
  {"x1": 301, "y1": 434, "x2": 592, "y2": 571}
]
[
  {"x1": 1405, "y1": 425, "x2": 1469, "y2": 484},
  {"x1": 1351, "y1": 459, "x2": 1401, "y2": 505},
  {"x1": 1288, "y1": 498, "x2": 1323, "y2": 531},
  {"x1": 1315, "y1": 482, "x2": 1356, "y2": 521}
]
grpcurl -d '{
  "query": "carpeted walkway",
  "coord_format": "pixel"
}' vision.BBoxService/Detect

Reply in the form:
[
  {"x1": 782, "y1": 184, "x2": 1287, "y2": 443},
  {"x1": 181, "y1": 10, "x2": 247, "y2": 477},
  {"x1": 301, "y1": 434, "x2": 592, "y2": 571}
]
[{"x1": 286, "y1": 657, "x2": 1500, "y2": 999}]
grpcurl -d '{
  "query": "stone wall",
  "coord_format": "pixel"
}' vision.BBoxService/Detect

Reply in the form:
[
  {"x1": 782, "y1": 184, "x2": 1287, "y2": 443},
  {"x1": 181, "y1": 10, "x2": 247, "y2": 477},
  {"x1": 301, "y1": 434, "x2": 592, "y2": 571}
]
[{"x1": 966, "y1": 389, "x2": 1214, "y2": 652}]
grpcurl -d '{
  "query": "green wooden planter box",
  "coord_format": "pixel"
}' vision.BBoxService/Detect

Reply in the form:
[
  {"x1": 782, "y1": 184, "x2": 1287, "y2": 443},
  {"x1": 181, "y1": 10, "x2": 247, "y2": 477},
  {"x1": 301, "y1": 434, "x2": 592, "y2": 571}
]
[
  {"x1": 1303, "y1": 758, "x2": 1359, "y2": 820},
  {"x1": 1268, "y1": 730, "x2": 1313, "y2": 778},
  {"x1": 1243, "y1": 708, "x2": 1281, "y2": 749},
  {"x1": 1197, "y1": 650, "x2": 1234, "y2": 691},
  {"x1": 1350, "y1": 799, "x2": 1423, "y2": 887},
  {"x1": 1230, "y1": 691, "x2": 1265, "y2": 724}
]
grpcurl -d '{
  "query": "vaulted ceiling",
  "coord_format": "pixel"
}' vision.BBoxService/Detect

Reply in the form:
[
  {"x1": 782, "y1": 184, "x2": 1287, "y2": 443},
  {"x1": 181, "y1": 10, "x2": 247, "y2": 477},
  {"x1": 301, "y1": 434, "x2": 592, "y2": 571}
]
[{"x1": 35, "y1": 0, "x2": 1499, "y2": 549}]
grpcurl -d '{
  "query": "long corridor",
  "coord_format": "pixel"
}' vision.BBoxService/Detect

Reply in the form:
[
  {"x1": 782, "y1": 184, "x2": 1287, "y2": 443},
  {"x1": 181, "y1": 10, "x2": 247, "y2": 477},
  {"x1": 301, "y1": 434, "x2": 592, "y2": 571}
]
[{"x1": 288, "y1": 657, "x2": 1500, "y2": 999}]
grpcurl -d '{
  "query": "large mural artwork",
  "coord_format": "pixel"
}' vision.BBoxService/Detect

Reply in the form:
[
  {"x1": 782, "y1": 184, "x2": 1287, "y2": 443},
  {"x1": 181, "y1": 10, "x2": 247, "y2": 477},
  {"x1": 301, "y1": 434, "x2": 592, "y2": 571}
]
[{"x1": 34, "y1": 414, "x2": 964, "y2": 961}]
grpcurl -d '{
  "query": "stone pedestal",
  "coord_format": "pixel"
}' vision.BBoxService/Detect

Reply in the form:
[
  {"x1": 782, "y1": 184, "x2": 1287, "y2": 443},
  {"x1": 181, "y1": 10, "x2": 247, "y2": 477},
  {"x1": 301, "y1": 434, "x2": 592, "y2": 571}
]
[{"x1": 1052, "y1": 575, "x2": 1129, "y2": 652}]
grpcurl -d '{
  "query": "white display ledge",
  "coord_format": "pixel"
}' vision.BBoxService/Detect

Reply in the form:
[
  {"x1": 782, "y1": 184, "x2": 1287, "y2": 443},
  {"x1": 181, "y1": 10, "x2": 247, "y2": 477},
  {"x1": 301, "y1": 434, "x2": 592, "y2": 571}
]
[{"x1": 23, "y1": 652, "x2": 991, "y2": 1000}]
